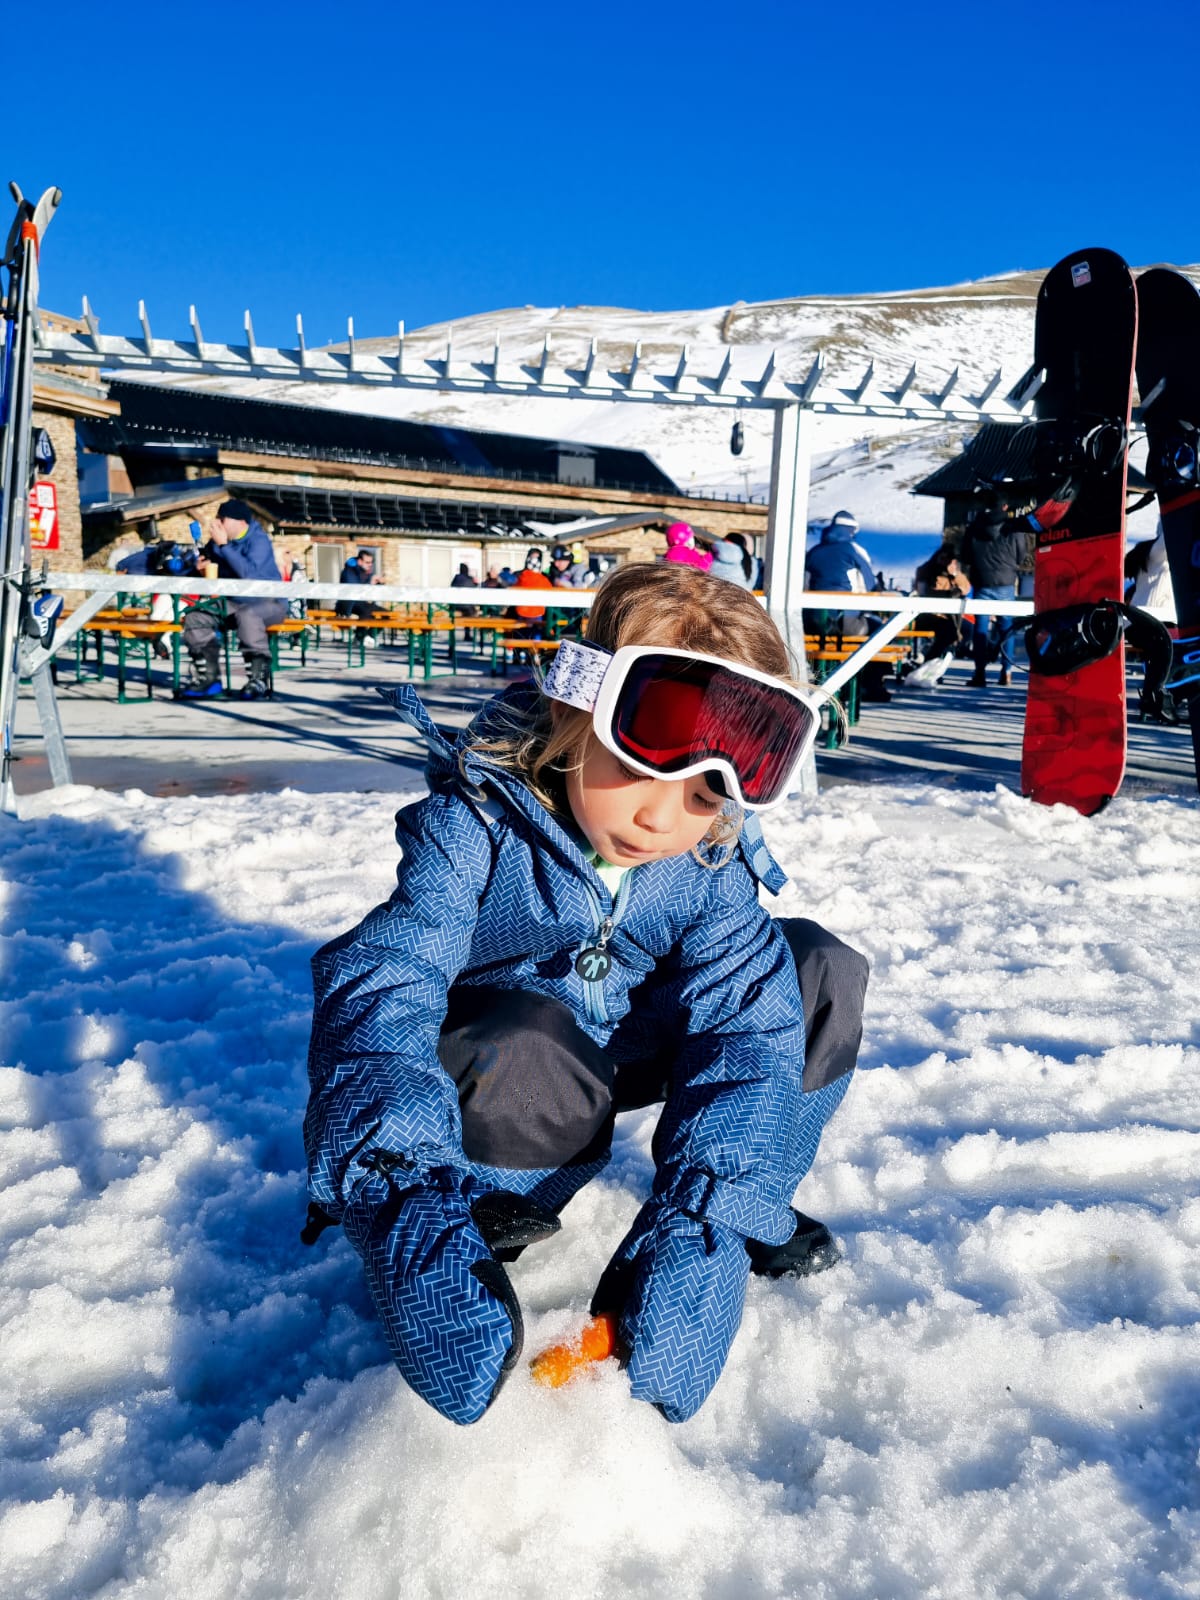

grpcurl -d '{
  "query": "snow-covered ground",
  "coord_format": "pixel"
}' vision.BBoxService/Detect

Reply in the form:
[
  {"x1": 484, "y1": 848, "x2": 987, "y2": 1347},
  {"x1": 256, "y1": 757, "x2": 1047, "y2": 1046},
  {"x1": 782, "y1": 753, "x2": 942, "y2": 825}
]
[{"x1": 3, "y1": 774, "x2": 1199, "y2": 1599}]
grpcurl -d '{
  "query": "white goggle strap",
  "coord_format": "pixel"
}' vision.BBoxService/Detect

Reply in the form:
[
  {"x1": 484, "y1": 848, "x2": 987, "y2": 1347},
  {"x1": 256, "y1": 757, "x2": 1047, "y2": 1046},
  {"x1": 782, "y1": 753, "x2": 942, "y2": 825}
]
[{"x1": 542, "y1": 637, "x2": 612, "y2": 711}]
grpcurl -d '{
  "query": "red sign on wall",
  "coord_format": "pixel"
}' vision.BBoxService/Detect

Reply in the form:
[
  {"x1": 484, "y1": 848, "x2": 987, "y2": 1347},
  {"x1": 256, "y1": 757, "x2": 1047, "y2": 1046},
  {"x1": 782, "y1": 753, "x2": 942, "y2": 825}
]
[{"x1": 29, "y1": 479, "x2": 59, "y2": 551}]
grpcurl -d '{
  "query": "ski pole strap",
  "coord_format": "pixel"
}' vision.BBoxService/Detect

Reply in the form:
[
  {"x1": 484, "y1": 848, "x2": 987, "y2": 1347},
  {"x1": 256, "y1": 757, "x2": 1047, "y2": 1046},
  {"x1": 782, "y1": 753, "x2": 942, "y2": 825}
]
[{"x1": 1025, "y1": 601, "x2": 1172, "y2": 684}]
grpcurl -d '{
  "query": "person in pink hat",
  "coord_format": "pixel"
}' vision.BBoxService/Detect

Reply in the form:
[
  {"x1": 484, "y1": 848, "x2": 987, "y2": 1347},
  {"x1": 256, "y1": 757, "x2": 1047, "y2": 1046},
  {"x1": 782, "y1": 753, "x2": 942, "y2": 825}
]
[{"x1": 661, "y1": 521, "x2": 713, "y2": 571}]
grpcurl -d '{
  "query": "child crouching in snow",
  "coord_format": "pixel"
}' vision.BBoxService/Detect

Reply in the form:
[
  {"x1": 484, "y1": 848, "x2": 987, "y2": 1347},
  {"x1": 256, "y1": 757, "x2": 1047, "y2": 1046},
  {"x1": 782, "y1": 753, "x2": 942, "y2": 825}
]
[{"x1": 305, "y1": 563, "x2": 867, "y2": 1424}]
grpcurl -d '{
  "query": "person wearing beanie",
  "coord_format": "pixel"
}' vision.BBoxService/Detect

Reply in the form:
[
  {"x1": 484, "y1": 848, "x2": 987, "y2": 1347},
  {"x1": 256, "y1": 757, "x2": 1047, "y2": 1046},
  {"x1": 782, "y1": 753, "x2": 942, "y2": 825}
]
[
  {"x1": 804, "y1": 509, "x2": 893, "y2": 703},
  {"x1": 180, "y1": 499, "x2": 284, "y2": 701},
  {"x1": 661, "y1": 522, "x2": 713, "y2": 572},
  {"x1": 513, "y1": 546, "x2": 554, "y2": 631},
  {"x1": 957, "y1": 497, "x2": 1027, "y2": 688},
  {"x1": 549, "y1": 542, "x2": 592, "y2": 589}
]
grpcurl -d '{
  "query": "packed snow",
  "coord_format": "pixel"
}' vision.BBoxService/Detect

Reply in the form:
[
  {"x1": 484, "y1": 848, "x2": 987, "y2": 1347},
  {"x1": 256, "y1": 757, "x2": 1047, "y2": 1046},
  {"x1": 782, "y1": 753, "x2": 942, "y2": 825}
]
[{"x1": 2, "y1": 773, "x2": 1200, "y2": 1599}]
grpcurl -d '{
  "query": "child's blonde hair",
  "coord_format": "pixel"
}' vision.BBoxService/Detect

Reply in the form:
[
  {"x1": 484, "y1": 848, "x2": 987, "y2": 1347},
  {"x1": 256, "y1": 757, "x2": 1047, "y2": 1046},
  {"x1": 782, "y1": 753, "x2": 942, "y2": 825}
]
[{"x1": 465, "y1": 562, "x2": 796, "y2": 857}]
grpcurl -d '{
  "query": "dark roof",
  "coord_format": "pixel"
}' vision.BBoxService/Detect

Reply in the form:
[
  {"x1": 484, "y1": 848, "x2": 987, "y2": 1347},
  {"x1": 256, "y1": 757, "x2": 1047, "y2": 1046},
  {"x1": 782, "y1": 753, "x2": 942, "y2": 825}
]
[
  {"x1": 79, "y1": 381, "x2": 681, "y2": 496},
  {"x1": 914, "y1": 422, "x2": 1150, "y2": 497},
  {"x1": 80, "y1": 476, "x2": 227, "y2": 521},
  {"x1": 230, "y1": 482, "x2": 585, "y2": 539}
]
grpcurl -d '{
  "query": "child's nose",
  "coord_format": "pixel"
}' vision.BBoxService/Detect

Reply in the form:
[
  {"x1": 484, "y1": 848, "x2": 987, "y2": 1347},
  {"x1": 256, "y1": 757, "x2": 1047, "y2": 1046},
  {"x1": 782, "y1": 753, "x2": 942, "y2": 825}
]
[{"x1": 633, "y1": 781, "x2": 685, "y2": 833}]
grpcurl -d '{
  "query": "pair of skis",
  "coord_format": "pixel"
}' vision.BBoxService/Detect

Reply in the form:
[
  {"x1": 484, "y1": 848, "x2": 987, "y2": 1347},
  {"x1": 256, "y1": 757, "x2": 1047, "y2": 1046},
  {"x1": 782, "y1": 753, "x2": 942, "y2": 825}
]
[
  {"x1": 0, "y1": 182, "x2": 60, "y2": 815},
  {"x1": 993, "y1": 248, "x2": 1200, "y2": 815}
]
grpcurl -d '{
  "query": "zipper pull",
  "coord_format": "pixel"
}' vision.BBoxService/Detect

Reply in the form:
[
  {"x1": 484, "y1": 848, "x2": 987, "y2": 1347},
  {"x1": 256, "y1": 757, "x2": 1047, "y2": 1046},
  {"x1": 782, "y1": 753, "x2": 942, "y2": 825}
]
[{"x1": 575, "y1": 915, "x2": 613, "y2": 982}]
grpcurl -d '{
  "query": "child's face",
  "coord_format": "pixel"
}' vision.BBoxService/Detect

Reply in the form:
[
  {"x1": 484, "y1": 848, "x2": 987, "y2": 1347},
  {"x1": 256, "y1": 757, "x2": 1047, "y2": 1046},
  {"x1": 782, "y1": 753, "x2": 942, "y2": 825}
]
[{"x1": 566, "y1": 735, "x2": 725, "y2": 868}]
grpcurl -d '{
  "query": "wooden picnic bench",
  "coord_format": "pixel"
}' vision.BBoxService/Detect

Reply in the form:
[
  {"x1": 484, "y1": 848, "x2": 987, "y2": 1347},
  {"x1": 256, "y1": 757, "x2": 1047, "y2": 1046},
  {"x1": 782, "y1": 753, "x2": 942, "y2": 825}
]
[
  {"x1": 496, "y1": 637, "x2": 563, "y2": 675},
  {"x1": 805, "y1": 629, "x2": 934, "y2": 745},
  {"x1": 77, "y1": 618, "x2": 181, "y2": 702}
]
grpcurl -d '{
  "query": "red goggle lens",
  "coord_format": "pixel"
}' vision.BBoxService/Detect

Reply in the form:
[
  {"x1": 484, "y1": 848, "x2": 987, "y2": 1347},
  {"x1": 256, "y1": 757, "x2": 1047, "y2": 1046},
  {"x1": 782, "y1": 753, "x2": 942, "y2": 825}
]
[{"x1": 610, "y1": 655, "x2": 814, "y2": 806}]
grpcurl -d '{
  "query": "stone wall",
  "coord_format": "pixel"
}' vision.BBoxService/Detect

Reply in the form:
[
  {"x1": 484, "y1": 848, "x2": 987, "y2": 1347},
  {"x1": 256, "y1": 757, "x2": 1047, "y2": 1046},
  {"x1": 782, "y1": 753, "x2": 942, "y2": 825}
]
[{"x1": 30, "y1": 409, "x2": 83, "y2": 572}]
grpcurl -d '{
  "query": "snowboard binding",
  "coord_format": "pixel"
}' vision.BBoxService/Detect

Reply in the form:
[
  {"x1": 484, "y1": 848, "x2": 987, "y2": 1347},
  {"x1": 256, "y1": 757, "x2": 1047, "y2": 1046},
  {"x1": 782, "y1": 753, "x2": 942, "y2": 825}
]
[
  {"x1": 19, "y1": 587, "x2": 63, "y2": 653},
  {"x1": 1026, "y1": 600, "x2": 1171, "y2": 689},
  {"x1": 1145, "y1": 420, "x2": 1199, "y2": 494},
  {"x1": 979, "y1": 414, "x2": 1128, "y2": 529}
]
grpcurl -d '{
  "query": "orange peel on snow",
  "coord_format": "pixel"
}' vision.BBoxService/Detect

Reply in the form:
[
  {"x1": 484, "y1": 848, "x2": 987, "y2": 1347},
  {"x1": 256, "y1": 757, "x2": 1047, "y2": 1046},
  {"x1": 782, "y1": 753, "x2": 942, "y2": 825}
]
[{"x1": 529, "y1": 1313, "x2": 618, "y2": 1387}]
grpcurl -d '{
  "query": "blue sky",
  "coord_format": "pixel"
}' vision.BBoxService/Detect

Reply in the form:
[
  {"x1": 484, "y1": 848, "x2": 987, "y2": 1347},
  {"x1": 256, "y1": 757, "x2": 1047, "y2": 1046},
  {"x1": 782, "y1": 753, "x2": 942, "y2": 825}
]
[{"x1": 11, "y1": 0, "x2": 1193, "y2": 348}]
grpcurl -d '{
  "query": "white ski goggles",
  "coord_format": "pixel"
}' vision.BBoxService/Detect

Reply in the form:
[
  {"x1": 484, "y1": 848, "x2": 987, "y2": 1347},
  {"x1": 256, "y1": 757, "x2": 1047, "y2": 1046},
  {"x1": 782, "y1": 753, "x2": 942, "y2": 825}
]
[{"x1": 542, "y1": 639, "x2": 821, "y2": 811}]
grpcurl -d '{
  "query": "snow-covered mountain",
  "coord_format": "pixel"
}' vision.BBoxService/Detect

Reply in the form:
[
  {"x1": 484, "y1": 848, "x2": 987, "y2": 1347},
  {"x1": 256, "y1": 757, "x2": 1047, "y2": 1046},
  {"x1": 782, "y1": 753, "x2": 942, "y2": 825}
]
[{"x1": 141, "y1": 266, "x2": 1198, "y2": 539}]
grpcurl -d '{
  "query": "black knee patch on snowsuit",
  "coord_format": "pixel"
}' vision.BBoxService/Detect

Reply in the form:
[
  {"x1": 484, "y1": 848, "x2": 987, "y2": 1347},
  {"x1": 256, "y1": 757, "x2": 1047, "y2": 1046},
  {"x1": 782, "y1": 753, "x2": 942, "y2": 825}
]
[
  {"x1": 777, "y1": 918, "x2": 869, "y2": 1092},
  {"x1": 438, "y1": 986, "x2": 616, "y2": 1170}
]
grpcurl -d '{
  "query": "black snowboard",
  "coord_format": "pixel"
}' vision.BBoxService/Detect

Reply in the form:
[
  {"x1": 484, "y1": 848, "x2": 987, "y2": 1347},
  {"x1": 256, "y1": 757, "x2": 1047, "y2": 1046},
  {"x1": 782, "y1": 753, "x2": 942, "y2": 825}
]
[
  {"x1": 1020, "y1": 248, "x2": 1137, "y2": 814},
  {"x1": 1135, "y1": 266, "x2": 1200, "y2": 792}
]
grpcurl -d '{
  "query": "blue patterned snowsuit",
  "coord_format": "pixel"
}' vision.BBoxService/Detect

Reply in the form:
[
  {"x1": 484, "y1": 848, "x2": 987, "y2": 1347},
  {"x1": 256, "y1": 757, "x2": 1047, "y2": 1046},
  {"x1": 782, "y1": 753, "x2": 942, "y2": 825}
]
[{"x1": 306, "y1": 685, "x2": 852, "y2": 1424}]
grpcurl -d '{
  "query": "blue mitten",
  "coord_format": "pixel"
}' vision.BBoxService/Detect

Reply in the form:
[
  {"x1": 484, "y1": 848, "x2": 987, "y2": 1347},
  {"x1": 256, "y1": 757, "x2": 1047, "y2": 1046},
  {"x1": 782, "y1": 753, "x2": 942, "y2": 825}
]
[
  {"x1": 343, "y1": 1165, "x2": 552, "y2": 1424},
  {"x1": 593, "y1": 1199, "x2": 752, "y2": 1423}
]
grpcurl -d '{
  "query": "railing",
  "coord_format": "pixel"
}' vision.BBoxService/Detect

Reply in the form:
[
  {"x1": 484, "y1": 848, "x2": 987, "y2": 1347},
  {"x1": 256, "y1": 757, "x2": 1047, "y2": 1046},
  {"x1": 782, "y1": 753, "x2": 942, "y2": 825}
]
[{"x1": 33, "y1": 575, "x2": 1047, "y2": 682}]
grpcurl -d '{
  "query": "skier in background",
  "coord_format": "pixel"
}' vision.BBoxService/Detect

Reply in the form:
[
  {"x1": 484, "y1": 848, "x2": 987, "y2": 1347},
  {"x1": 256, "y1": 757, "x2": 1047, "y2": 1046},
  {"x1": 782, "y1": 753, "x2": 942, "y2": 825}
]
[
  {"x1": 305, "y1": 562, "x2": 867, "y2": 1427},
  {"x1": 958, "y1": 496, "x2": 1026, "y2": 688},
  {"x1": 804, "y1": 510, "x2": 876, "y2": 606},
  {"x1": 548, "y1": 542, "x2": 592, "y2": 588},
  {"x1": 707, "y1": 531, "x2": 757, "y2": 589},
  {"x1": 512, "y1": 546, "x2": 554, "y2": 637},
  {"x1": 804, "y1": 511, "x2": 894, "y2": 702}
]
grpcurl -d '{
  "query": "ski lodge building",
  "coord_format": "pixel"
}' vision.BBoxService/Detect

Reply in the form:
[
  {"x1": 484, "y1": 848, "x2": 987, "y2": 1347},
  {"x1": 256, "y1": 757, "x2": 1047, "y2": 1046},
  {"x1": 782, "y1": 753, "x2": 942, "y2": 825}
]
[{"x1": 32, "y1": 345, "x2": 767, "y2": 582}]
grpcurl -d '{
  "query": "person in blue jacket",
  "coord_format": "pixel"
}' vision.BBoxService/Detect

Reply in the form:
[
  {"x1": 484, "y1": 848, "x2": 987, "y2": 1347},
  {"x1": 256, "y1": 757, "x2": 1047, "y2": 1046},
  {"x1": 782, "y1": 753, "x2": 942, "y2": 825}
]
[
  {"x1": 804, "y1": 510, "x2": 877, "y2": 604},
  {"x1": 180, "y1": 499, "x2": 284, "y2": 699},
  {"x1": 305, "y1": 562, "x2": 868, "y2": 1425}
]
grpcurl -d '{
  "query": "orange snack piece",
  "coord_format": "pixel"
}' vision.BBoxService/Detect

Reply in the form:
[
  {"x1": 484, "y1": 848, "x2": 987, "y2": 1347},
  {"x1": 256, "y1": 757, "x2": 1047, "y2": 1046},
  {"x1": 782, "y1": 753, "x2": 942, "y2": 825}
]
[{"x1": 529, "y1": 1313, "x2": 618, "y2": 1388}]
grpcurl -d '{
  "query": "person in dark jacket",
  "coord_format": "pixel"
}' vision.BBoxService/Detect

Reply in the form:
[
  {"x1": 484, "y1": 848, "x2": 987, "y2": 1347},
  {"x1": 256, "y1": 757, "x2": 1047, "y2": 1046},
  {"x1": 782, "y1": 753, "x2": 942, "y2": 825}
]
[
  {"x1": 805, "y1": 511, "x2": 893, "y2": 702},
  {"x1": 180, "y1": 500, "x2": 284, "y2": 699},
  {"x1": 305, "y1": 563, "x2": 868, "y2": 1427},
  {"x1": 958, "y1": 499, "x2": 1026, "y2": 686},
  {"x1": 336, "y1": 549, "x2": 385, "y2": 620},
  {"x1": 804, "y1": 510, "x2": 877, "y2": 599}
]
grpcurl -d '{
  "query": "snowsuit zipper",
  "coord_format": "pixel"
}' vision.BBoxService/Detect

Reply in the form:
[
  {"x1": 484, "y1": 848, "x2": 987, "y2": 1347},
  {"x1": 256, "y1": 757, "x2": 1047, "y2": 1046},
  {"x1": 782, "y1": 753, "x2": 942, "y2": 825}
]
[{"x1": 577, "y1": 872, "x2": 634, "y2": 1025}]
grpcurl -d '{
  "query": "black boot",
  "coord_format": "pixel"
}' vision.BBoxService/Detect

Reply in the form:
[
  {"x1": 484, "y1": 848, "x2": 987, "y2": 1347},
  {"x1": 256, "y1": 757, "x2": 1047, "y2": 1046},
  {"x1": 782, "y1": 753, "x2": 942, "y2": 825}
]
[
  {"x1": 747, "y1": 1209, "x2": 841, "y2": 1279},
  {"x1": 239, "y1": 653, "x2": 273, "y2": 700},
  {"x1": 178, "y1": 645, "x2": 222, "y2": 699}
]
